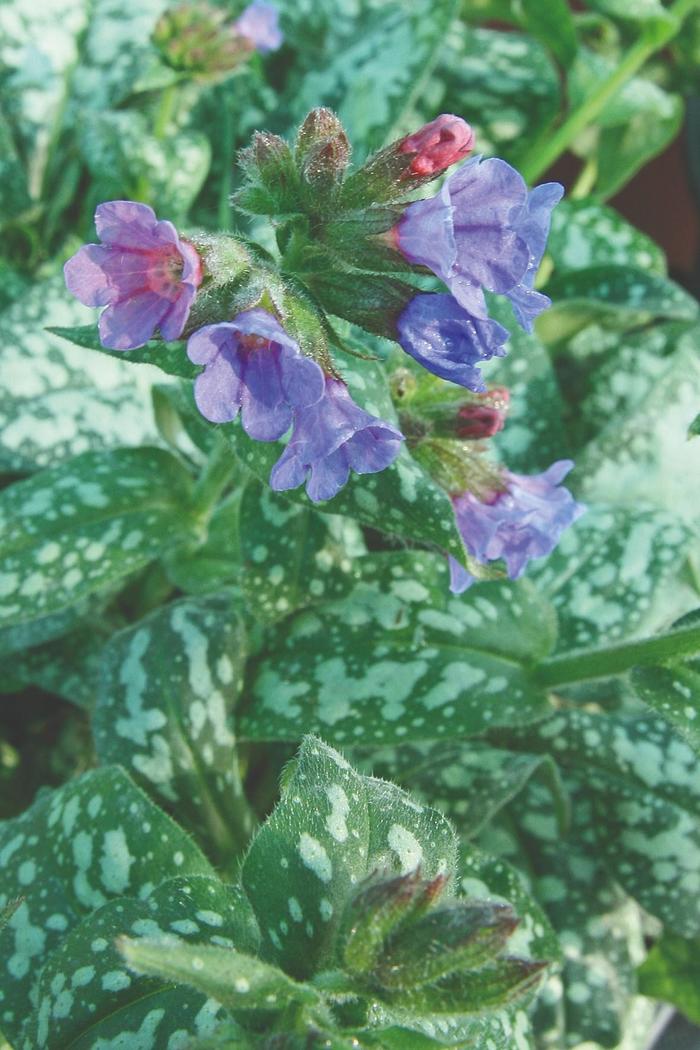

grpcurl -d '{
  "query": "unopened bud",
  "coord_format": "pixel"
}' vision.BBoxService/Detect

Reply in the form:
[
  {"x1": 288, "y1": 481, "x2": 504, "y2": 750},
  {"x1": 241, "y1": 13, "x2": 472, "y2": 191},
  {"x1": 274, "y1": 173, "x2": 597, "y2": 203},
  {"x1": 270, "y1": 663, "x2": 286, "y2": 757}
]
[
  {"x1": 236, "y1": 132, "x2": 301, "y2": 216},
  {"x1": 341, "y1": 113, "x2": 474, "y2": 208},
  {"x1": 152, "y1": 3, "x2": 253, "y2": 79},
  {"x1": 339, "y1": 870, "x2": 426, "y2": 975},
  {"x1": 391, "y1": 957, "x2": 548, "y2": 1014},
  {"x1": 456, "y1": 388, "x2": 510, "y2": 439},
  {"x1": 376, "y1": 902, "x2": 519, "y2": 989},
  {"x1": 399, "y1": 114, "x2": 475, "y2": 177}
]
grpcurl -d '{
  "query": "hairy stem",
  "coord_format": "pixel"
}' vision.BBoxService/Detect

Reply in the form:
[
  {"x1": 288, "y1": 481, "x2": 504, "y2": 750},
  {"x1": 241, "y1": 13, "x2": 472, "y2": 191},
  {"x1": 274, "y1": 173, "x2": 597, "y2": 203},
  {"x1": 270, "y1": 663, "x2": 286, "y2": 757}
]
[
  {"x1": 536, "y1": 622, "x2": 700, "y2": 688},
  {"x1": 518, "y1": 0, "x2": 700, "y2": 184}
]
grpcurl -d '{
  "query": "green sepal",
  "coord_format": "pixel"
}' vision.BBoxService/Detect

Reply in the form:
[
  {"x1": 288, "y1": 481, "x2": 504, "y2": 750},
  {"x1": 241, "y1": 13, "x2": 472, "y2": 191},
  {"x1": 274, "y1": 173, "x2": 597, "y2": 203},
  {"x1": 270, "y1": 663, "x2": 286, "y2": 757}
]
[
  {"x1": 236, "y1": 132, "x2": 304, "y2": 218},
  {"x1": 375, "y1": 902, "x2": 519, "y2": 990},
  {"x1": 383, "y1": 958, "x2": 547, "y2": 1014},
  {"x1": 339, "y1": 870, "x2": 441, "y2": 975}
]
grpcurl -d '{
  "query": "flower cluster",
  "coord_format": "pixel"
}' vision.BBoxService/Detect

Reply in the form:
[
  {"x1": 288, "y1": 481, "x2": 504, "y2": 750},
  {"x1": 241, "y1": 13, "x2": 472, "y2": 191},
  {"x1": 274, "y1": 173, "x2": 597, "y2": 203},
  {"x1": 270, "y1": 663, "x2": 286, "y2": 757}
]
[
  {"x1": 152, "y1": 1, "x2": 282, "y2": 81},
  {"x1": 64, "y1": 202, "x2": 403, "y2": 503},
  {"x1": 63, "y1": 107, "x2": 582, "y2": 584},
  {"x1": 393, "y1": 157, "x2": 563, "y2": 392}
]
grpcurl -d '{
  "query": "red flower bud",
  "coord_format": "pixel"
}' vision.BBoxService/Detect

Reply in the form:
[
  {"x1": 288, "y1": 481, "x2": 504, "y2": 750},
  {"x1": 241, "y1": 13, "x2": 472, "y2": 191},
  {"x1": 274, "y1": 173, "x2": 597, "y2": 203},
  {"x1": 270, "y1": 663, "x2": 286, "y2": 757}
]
[
  {"x1": 456, "y1": 387, "x2": 510, "y2": 440},
  {"x1": 399, "y1": 114, "x2": 475, "y2": 177}
]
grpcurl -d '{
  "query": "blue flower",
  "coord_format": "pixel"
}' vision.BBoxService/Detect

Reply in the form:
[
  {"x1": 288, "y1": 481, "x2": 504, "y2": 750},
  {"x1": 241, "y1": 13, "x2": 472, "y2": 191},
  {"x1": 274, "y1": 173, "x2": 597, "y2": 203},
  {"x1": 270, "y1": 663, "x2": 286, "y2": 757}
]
[
  {"x1": 395, "y1": 156, "x2": 562, "y2": 332},
  {"x1": 234, "y1": 1, "x2": 283, "y2": 53},
  {"x1": 270, "y1": 377, "x2": 404, "y2": 502},
  {"x1": 448, "y1": 460, "x2": 584, "y2": 593},
  {"x1": 396, "y1": 293, "x2": 509, "y2": 392},
  {"x1": 187, "y1": 309, "x2": 324, "y2": 440}
]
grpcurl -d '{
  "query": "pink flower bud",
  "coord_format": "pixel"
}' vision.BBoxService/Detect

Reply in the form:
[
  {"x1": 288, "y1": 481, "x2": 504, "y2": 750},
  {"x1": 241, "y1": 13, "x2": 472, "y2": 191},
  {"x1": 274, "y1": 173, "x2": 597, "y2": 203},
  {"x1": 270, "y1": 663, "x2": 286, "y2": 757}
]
[
  {"x1": 399, "y1": 114, "x2": 475, "y2": 177},
  {"x1": 456, "y1": 388, "x2": 510, "y2": 439}
]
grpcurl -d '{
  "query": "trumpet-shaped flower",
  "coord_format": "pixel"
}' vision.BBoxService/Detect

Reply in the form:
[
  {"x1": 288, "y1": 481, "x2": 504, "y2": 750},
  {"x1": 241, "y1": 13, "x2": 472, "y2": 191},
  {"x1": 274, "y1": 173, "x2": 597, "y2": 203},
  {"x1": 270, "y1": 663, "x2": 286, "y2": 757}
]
[
  {"x1": 449, "y1": 459, "x2": 584, "y2": 593},
  {"x1": 187, "y1": 309, "x2": 324, "y2": 440},
  {"x1": 270, "y1": 377, "x2": 404, "y2": 502},
  {"x1": 64, "y1": 201, "x2": 202, "y2": 350}
]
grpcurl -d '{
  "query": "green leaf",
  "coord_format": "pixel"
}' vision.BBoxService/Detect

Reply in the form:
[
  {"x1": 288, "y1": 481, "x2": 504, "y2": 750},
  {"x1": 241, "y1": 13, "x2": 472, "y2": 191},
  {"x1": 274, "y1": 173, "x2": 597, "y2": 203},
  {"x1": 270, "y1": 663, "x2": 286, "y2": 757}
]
[
  {"x1": 547, "y1": 199, "x2": 666, "y2": 277},
  {"x1": 441, "y1": 27, "x2": 560, "y2": 163},
  {"x1": 506, "y1": 710, "x2": 700, "y2": 936},
  {"x1": 0, "y1": 0, "x2": 87, "y2": 186},
  {"x1": 689, "y1": 411, "x2": 700, "y2": 439},
  {"x1": 486, "y1": 299, "x2": 570, "y2": 474},
  {"x1": 164, "y1": 491, "x2": 244, "y2": 597},
  {"x1": 0, "y1": 596, "x2": 99, "y2": 660},
  {"x1": 520, "y1": 0, "x2": 577, "y2": 66},
  {"x1": 25, "y1": 875, "x2": 259, "y2": 1049},
  {"x1": 567, "y1": 48, "x2": 683, "y2": 196},
  {"x1": 487, "y1": 774, "x2": 647, "y2": 1049},
  {"x1": 574, "y1": 332, "x2": 700, "y2": 526},
  {"x1": 0, "y1": 277, "x2": 161, "y2": 473},
  {"x1": 0, "y1": 767, "x2": 212, "y2": 1044},
  {"x1": 242, "y1": 553, "x2": 555, "y2": 746},
  {"x1": 79, "y1": 109, "x2": 211, "y2": 222},
  {"x1": 69, "y1": 0, "x2": 169, "y2": 112},
  {"x1": 49, "y1": 324, "x2": 198, "y2": 379},
  {"x1": 287, "y1": 0, "x2": 456, "y2": 153},
  {"x1": 638, "y1": 931, "x2": 700, "y2": 1023},
  {"x1": 0, "y1": 447, "x2": 195, "y2": 630},
  {"x1": 539, "y1": 266, "x2": 699, "y2": 347},
  {"x1": 241, "y1": 736, "x2": 458, "y2": 979},
  {"x1": 370, "y1": 743, "x2": 568, "y2": 841},
  {"x1": 631, "y1": 661, "x2": 700, "y2": 754},
  {"x1": 94, "y1": 594, "x2": 251, "y2": 861},
  {"x1": 585, "y1": 0, "x2": 677, "y2": 27},
  {"x1": 120, "y1": 937, "x2": 321, "y2": 1014},
  {"x1": 227, "y1": 355, "x2": 469, "y2": 564},
  {"x1": 6, "y1": 621, "x2": 108, "y2": 709},
  {"x1": 528, "y1": 504, "x2": 693, "y2": 651},
  {"x1": 596, "y1": 91, "x2": 683, "y2": 199},
  {"x1": 239, "y1": 481, "x2": 364, "y2": 624}
]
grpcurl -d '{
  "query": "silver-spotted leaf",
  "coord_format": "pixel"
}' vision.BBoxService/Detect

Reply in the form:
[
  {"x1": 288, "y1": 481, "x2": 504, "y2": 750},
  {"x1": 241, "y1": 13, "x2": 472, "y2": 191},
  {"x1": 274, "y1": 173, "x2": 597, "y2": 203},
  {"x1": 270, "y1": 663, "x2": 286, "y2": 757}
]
[
  {"x1": 0, "y1": 767, "x2": 212, "y2": 1044},
  {"x1": 239, "y1": 482, "x2": 364, "y2": 624},
  {"x1": 0, "y1": 277, "x2": 160, "y2": 473},
  {"x1": 528, "y1": 504, "x2": 693, "y2": 651},
  {"x1": 25, "y1": 875, "x2": 258, "y2": 1049},
  {"x1": 241, "y1": 736, "x2": 458, "y2": 980},
  {"x1": 95, "y1": 594, "x2": 251, "y2": 860},
  {"x1": 241, "y1": 553, "x2": 555, "y2": 745},
  {"x1": 0, "y1": 447, "x2": 195, "y2": 630}
]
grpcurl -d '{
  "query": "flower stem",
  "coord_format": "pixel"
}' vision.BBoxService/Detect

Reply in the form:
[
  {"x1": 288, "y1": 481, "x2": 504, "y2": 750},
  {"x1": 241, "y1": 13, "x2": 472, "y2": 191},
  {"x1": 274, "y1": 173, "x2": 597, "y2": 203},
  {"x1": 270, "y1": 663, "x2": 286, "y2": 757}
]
[
  {"x1": 191, "y1": 437, "x2": 238, "y2": 525},
  {"x1": 518, "y1": 0, "x2": 700, "y2": 185},
  {"x1": 535, "y1": 622, "x2": 700, "y2": 688}
]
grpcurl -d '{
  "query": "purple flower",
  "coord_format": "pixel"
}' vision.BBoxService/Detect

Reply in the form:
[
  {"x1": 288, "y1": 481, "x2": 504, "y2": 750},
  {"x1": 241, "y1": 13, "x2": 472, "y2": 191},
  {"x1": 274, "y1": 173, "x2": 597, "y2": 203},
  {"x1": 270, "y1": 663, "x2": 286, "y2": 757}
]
[
  {"x1": 187, "y1": 309, "x2": 324, "y2": 440},
  {"x1": 234, "y1": 1, "x2": 283, "y2": 52},
  {"x1": 396, "y1": 293, "x2": 509, "y2": 392},
  {"x1": 395, "y1": 156, "x2": 562, "y2": 330},
  {"x1": 270, "y1": 377, "x2": 404, "y2": 503},
  {"x1": 448, "y1": 460, "x2": 584, "y2": 594},
  {"x1": 505, "y1": 183, "x2": 564, "y2": 332},
  {"x1": 64, "y1": 201, "x2": 202, "y2": 351}
]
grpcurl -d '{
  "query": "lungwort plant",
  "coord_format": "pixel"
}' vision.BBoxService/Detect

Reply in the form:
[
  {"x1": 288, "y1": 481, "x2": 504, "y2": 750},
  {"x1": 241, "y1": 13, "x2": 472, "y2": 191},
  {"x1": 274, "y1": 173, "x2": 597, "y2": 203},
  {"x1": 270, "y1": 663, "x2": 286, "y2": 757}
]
[{"x1": 2, "y1": 0, "x2": 700, "y2": 1047}]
